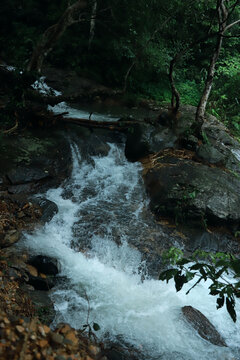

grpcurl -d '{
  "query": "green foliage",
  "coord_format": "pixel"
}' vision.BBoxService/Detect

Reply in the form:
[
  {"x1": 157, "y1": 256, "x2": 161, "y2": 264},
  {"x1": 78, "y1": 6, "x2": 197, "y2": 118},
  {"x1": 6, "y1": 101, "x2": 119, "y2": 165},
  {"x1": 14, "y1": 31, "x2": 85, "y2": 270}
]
[
  {"x1": 160, "y1": 247, "x2": 240, "y2": 322},
  {"x1": 176, "y1": 80, "x2": 203, "y2": 106},
  {"x1": 82, "y1": 321, "x2": 101, "y2": 339},
  {"x1": 0, "y1": 0, "x2": 239, "y2": 134}
]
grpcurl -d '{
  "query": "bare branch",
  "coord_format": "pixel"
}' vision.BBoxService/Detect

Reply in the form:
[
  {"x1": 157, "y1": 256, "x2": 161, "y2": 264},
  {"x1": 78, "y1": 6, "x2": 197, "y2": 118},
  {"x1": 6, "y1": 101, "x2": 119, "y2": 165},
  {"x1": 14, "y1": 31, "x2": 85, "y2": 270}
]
[
  {"x1": 27, "y1": 0, "x2": 87, "y2": 73},
  {"x1": 224, "y1": 18, "x2": 240, "y2": 32}
]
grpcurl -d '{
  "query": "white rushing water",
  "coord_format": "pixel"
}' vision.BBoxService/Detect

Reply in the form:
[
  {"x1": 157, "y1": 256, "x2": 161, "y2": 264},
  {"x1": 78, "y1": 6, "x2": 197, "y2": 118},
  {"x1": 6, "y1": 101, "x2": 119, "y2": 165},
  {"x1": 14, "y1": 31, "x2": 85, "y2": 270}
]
[
  {"x1": 48, "y1": 101, "x2": 119, "y2": 122},
  {"x1": 22, "y1": 107, "x2": 240, "y2": 360}
]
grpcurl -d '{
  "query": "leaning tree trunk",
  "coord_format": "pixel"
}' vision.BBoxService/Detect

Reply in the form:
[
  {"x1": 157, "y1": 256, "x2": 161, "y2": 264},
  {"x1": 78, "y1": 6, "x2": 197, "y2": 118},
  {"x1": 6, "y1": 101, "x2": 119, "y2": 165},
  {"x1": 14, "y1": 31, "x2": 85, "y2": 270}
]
[
  {"x1": 169, "y1": 56, "x2": 181, "y2": 113},
  {"x1": 27, "y1": 0, "x2": 87, "y2": 73},
  {"x1": 195, "y1": 0, "x2": 238, "y2": 123},
  {"x1": 88, "y1": 0, "x2": 97, "y2": 50},
  {"x1": 195, "y1": 33, "x2": 223, "y2": 123}
]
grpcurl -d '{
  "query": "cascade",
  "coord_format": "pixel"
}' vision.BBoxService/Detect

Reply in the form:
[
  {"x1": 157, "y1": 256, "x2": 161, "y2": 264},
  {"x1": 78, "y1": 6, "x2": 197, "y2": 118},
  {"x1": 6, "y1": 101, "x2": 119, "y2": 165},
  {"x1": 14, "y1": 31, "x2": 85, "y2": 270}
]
[{"x1": 22, "y1": 106, "x2": 240, "y2": 360}]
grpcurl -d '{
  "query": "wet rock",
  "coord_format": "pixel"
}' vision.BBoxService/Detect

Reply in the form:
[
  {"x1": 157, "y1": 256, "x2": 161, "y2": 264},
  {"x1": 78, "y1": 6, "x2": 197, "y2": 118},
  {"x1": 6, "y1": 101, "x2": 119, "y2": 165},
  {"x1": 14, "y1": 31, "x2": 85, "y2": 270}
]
[
  {"x1": 7, "y1": 167, "x2": 50, "y2": 185},
  {"x1": 28, "y1": 255, "x2": 59, "y2": 276},
  {"x1": 7, "y1": 183, "x2": 36, "y2": 194},
  {"x1": 105, "y1": 346, "x2": 140, "y2": 360},
  {"x1": 185, "y1": 228, "x2": 240, "y2": 254},
  {"x1": 199, "y1": 117, "x2": 240, "y2": 176},
  {"x1": 196, "y1": 143, "x2": 225, "y2": 164},
  {"x1": 33, "y1": 198, "x2": 58, "y2": 224},
  {"x1": 106, "y1": 349, "x2": 125, "y2": 360},
  {"x1": 182, "y1": 306, "x2": 227, "y2": 347},
  {"x1": 1, "y1": 230, "x2": 20, "y2": 248},
  {"x1": 144, "y1": 155, "x2": 240, "y2": 229},
  {"x1": 25, "y1": 289, "x2": 55, "y2": 324},
  {"x1": 26, "y1": 264, "x2": 38, "y2": 277},
  {"x1": 125, "y1": 122, "x2": 177, "y2": 162},
  {"x1": 43, "y1": 65, "x2": 116, "y2": 99},
  {"x1": 84, "y1": 133, "x2": 111, "y2": 157},
  {"x1": 0, "y1": 129, "x2": 72, "y2": 195},
  {"x1": 50, "y1": 332, "x2": 64, "y2": 345},
  {"x1": 125, "y1": 124, "x2": 150, "y2": 161},
  {"x1": 27, "y1": 274, "x2": 55, "y2": 291}
]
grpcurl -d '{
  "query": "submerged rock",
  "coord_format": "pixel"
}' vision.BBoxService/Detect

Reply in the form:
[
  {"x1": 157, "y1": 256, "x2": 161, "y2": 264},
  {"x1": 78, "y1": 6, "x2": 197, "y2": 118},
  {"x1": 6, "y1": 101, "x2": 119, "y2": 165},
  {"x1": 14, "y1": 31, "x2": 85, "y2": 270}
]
[
  {"x1": 182, "y1": 306, "x2": 227, "y2": 347},
  {"x1": 28, "y1": 255, "x2": 59, "y2": 276},
  {"x1": 27, "y1": 274, "x2": 55, "y2": 291}
]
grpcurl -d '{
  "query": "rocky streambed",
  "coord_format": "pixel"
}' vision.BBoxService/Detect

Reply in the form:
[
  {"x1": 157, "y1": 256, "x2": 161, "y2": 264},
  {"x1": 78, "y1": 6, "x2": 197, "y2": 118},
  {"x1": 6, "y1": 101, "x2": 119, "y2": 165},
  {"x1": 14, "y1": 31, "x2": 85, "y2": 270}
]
[{"x1": 0, "y1": 99, "x2": 240, "y2": 359}]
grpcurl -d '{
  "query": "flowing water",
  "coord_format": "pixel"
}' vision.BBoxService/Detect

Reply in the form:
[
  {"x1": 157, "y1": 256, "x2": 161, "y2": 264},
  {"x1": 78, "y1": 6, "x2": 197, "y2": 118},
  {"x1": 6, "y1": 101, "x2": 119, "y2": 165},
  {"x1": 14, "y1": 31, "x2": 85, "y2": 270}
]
[{"x1": 22, "y1": 106, "x2": 240, "y2": 360}]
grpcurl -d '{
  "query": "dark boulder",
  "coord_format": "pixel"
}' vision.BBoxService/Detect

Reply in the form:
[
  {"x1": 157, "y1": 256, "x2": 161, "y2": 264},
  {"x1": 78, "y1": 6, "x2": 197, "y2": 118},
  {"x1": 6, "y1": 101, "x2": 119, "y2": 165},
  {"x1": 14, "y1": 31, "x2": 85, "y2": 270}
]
[
  {"x1": 0, "y1": 129, "x2": 72, "y2": 195},
  {"x1": 182, "y1": 306, "x2": 227, "y2": 347},
  {"x1": 79, "y1": 132, "x2": 111, "y2": 159},
  {"x1": 125, "y1": 123, "x2": 150, "y2": 162},
  {"x1": 7, "y1": 167, "x2": 50, "y2": 185},
  {"x1": 23, "y1": 287, "x2": 55, "y2": 325},
  {"x1": 27, "y1": 274, "x2": 55, "y2": 290},
  {"x1": 144, "y1": 154, "x2": 240, "y2": 229},
  {"x1": 125, "y1": 122, "x2": 177, "y2": 162},
  {"x1": 197, "y1": 116, "x2": 240, "y2": 176},
  {"x1": 33, "y1": 198, "x2": 58, "y2": 224},
  {"x1": 196, "y1": 143, "x2": 225, "y2": 164},
  {"x1": 28, "y1": 255, "x2": 59, "y2": 275}
]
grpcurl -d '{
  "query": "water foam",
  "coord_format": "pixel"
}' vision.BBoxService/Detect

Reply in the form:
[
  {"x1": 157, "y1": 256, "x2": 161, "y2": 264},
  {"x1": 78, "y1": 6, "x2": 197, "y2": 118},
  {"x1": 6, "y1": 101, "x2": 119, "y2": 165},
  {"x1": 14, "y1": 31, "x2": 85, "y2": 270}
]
[
  {"x1": 48, "y1": 101, "x2": 118, "y2": 122},
  {"x1": 22, "y1": 112, "x2": 240, "y2": 360}
]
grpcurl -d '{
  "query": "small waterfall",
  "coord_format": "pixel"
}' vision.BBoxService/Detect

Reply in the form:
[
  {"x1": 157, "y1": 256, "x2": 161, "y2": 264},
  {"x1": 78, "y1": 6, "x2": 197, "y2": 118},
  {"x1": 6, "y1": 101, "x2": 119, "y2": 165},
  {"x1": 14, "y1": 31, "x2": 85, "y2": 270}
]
[{"x1": 22, "y1": 108, "x2": 240, "y2": 360}]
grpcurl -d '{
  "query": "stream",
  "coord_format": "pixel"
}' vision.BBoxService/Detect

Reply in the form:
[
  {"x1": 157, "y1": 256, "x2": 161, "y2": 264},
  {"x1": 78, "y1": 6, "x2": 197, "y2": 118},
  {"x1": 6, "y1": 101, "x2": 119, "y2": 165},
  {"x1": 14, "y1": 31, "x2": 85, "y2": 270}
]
[{"x1": 22, "y1": 104, "x2": 240, "y2": 360}]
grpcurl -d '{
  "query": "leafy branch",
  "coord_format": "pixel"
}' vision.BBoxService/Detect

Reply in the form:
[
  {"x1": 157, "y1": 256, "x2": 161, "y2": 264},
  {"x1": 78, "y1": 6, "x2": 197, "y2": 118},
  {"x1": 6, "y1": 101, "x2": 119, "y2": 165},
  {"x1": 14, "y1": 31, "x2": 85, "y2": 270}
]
[{"x1": 159, "y1": 248, "x2": 240, "y2": 322}]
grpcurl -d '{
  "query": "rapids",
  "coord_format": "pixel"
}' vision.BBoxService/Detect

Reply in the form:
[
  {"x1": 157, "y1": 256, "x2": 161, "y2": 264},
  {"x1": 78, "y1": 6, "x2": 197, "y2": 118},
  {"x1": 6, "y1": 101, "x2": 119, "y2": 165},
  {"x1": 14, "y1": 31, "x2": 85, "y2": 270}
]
[{"x1": 22, "y1": 106, "x2": 240, "y2": 360}]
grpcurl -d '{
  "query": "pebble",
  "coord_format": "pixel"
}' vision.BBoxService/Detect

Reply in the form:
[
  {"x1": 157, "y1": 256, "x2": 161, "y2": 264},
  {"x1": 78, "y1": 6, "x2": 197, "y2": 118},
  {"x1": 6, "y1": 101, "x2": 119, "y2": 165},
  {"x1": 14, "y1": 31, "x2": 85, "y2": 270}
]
[
  {"x1": 50, "y1": 332, "x2": 64, "y2": 345},
  {"x1": 16, "y1": 325, "x2": 25, "y2": 333},
  {"x1": 89, "y1": 344, "x2": 101, "y2": 356},
  {"x1": 26, "y1": 264, "x2": 38, "y2": 277},
  {"x1": 39, "y1": 339, "x2": 48, "y2": 348},
  {"x1": 65, "y1": 331, "x2": 78, "y2": 346},
  {"x1": 17, "y1": 211, "x2": 25, "y2": 218},
  {"x1": 42, "y1": 325, "x2": 50, "y2": 334},
  {"x1": 38, "y1": 325, "x2": 46, "y2": 337}
]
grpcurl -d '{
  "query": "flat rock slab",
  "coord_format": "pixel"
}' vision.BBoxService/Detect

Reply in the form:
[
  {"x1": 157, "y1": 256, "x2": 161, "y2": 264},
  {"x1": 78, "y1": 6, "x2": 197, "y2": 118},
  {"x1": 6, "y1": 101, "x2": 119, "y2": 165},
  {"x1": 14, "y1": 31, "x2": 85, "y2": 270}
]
[{"x1": 182, "y1": 306, "x2": 227, "y2": 347}]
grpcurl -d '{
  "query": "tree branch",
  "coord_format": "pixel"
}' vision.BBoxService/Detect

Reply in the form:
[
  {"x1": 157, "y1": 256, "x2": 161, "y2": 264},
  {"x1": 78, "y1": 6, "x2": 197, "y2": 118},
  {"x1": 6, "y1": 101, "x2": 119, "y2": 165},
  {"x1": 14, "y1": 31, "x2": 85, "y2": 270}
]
[{"x1": 27, "y1": 0, "x2": 87, "y2": 73}]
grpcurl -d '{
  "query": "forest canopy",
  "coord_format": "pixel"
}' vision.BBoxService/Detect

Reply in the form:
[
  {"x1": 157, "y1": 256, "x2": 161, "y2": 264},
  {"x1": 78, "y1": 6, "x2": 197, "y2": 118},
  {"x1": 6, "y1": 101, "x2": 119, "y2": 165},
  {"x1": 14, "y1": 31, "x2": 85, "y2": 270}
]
[{"x1": 0, "y1": 0, "x2": 239, "y2": 130}]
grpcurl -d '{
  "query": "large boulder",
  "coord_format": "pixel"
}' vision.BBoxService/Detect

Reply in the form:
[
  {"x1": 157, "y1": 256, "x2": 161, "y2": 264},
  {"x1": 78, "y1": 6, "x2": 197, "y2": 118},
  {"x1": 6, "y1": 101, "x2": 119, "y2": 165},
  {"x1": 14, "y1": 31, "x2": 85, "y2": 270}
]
[
  {"x1": 125, "y1": 105, "x2": 204, "y2": 162},
  {"x1": 144, "y1": 152, "x2": 240, "y2": 230},
  {"x1": 0, "y1": 129, "x2": 72, "y2": 194},
  {"x1": 28, "y1": 255, "x2": 59, "y2": 276},
  {"x1": 182, "y1": 306, "x2": 227, "y2": 347},
  {"x1": 125, "y1": 121, "x2": 177, "y2": 162},
  {"x1": 195, "y1": 117, "x2": 240, "y2": 175}
]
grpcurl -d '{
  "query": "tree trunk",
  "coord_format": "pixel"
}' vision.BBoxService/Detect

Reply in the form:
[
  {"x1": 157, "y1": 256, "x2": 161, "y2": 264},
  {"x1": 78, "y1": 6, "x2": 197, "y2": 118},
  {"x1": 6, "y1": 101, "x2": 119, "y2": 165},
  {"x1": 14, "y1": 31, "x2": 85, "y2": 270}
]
[
  {"x1": 88, "y1": 0, "x2": 97, "y2": 50},
  {"x1": 195, "y1": 33, "x2": 223, "y2": 123},
  {"x1": 169, "y1": 57, "x2": 181, "y2": 113},
  {"x1": 195, "y1": 0, "x2": 238, "y2": 123},
  {"x1": 27, "y1": 0, "x2": 87, "y2": 73},
  {"x1": 123, "y1": 61, "x2": 136, "y2": 93}
]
